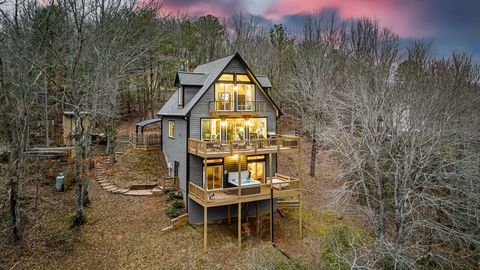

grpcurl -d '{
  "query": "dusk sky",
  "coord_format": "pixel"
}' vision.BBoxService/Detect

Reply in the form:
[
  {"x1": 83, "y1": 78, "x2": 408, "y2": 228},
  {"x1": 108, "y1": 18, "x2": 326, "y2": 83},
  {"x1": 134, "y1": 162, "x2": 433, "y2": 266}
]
[{"x1": 162, "y1": 0, "x2": 480, "y2": 63}]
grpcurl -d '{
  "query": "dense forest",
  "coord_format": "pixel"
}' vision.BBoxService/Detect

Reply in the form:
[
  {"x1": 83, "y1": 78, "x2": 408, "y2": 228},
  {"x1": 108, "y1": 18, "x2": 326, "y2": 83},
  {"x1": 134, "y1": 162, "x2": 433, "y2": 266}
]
[{"x1": 1, "y1": 0, "x2": 479, "y2": 269}]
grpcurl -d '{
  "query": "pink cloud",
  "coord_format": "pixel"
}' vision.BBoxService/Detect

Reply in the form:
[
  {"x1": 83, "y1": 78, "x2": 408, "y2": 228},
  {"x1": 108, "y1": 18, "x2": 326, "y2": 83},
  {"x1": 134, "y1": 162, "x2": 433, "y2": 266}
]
[
  {"x1": 162, "y1": 3, "x2": 226, "y2": 18},
  {"x1": 263, "y1": 0, "x2": 432, "y2": 37}
]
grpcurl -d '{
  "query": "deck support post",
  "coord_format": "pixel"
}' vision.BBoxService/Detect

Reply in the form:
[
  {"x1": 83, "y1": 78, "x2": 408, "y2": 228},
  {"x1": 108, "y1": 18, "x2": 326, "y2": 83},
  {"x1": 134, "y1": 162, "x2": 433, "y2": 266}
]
[
  {"x1": 238, "y1": 203, "x2": 241, "y2": 248},
  {"x1": 204, "y1": 206, "x2": 208, "y2": 251},
  {"x1": 203, "y1": 158, "x2": 207, "y2": 189},
  {"x1": 297, "y1": 148, "x2": 303, "y2": 239},
  {"x1": 256, "y1": 202, "x2": 260, "y2": 235},
  {"x1": 238, "y1": 155, "x2": 242, "y2": 248},
  {"x1": 238, "y1": 156, "x2": 242, "y2": 198},
  {"x1": 203, "y1": 158, "x2": 208, "y2": 202},
  {"x1": 269, "y1": 152, "x2": 273, "y2": 242}
]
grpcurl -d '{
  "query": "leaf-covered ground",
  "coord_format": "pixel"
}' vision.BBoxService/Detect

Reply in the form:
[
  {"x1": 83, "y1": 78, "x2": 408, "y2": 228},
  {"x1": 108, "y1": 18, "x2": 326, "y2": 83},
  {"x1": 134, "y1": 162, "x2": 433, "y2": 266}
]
[
  {"x1": 0, "y1": 149, "x2": 307, "y2": 270},
  {"x1": 109, "y1": 148, "x2": 168, "y2": 189},
  {"x1": 1, "y1": 138, "x2": 365, "y2": 270}
]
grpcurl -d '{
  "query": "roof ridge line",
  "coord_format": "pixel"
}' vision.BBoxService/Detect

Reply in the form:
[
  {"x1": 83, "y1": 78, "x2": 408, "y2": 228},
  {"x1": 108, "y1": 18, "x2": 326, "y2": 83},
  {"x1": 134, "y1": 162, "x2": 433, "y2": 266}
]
[{"x1": 177, "y1": 71, "x2": 206, "y2": 75}]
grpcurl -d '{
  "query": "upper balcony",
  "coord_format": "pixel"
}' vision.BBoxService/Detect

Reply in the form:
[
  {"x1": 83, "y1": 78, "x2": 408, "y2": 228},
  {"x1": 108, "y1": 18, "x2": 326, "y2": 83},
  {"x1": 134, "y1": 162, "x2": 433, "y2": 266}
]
[
  {"x1": 208, "y1": 100, "x2": 267, "y2": 117},
  {"x1": 188, "y1": 135, "x2": 300, "y2": 158}
]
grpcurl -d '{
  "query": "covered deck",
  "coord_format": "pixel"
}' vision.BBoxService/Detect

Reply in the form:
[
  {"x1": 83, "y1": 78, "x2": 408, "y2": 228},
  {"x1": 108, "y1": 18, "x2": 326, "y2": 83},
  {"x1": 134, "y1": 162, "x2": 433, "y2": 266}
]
[
  {"x1": 130, "y1": 118, "x2": 162, "y2": 150},
  {"x1": 189, "y1": 174, "x2": 300, "y2": 207},
  {"x1": 188, "y1": 135, "x2": 300, "y2": 158}
]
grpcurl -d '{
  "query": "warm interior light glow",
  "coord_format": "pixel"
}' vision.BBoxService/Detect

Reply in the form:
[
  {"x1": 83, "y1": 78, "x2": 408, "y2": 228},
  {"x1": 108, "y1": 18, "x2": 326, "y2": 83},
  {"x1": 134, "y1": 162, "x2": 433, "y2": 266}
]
[
  {"x1": 221, "y1": 121, "x2": 227, "y2": 127},
  {"x1": 232, "y1": 155, "x2": 238, "y2": 160},
  {"x1": 233, "y1": 85, "x2": 238, "y2": 91}
]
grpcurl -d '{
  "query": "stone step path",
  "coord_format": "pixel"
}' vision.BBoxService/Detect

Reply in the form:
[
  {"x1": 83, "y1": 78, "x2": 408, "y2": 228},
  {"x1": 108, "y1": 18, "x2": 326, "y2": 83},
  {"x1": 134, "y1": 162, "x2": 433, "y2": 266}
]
[{"x1": 93, "y1": 161, "x2": 154, "y2": 196}]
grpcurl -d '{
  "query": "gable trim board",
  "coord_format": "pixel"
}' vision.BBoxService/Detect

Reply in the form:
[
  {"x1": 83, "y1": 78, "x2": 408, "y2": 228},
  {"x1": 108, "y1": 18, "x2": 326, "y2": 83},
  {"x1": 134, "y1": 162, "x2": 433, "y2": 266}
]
[{"x1": 158, "y1": 53, "x2": 281, "y2": 118}]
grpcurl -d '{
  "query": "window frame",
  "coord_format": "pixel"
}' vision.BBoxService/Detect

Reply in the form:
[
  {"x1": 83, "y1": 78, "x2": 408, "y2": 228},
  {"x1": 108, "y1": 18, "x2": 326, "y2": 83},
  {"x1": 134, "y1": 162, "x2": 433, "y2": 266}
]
[
  {"x1": 203, "y1": 158, "x2": 224, "y2": 190},
  {"x1": 247, "y1": 155, "x2": 266, "y2": 183},
  {"x1": 247, "y1": 117, "x2": 268, "y2": 140},
  {"x1": 168, "y1": 120, "x2": 175, "y2": 139},
  {"x1": 178, "y1": 86, "x2": 184, "y2": 107},
  {"x1": 201, "y1": 118, "x2": 222, "y2": 141},
  {"x1": 214, "y1": 73, "x2": 256, "y2": 112}
]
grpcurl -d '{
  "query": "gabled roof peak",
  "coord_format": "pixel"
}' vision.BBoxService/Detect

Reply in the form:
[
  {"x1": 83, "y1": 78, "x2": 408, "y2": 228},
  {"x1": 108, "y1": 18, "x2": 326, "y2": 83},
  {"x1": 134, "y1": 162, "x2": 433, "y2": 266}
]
[{"x1": 159, "y1": 52, "x2": 279, "y2": 117}]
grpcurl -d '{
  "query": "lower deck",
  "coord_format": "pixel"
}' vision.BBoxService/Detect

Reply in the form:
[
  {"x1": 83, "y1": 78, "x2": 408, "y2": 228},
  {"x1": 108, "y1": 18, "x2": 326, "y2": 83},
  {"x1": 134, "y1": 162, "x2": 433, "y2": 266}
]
[{"x1": 188, "y1": 174, "x2": 300, "y2": 207}]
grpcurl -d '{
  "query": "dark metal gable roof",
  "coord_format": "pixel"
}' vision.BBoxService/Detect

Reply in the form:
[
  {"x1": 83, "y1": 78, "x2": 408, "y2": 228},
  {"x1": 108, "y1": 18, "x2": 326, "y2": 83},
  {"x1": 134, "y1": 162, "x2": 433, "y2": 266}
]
[
  {"x1": 255, "y1": 75, "x2": 272, "y2": 88},
  {"x1": 158, "y1": 53, "x2": 281, "y2": 116},
  {"x1": 175, "y1": 72, "x2": 208, "y2": 86}
]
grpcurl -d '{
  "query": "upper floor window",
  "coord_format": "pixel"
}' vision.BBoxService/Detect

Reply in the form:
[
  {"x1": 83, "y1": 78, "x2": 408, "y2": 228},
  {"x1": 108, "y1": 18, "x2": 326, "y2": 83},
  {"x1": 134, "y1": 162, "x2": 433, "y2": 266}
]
[
  {"x1": 236, "y1": 74, "x2": 251, "y2": 82},
  {"x1": 214, "y1": 73, "x2": 255, "y2": 112},
  {"x1": 178, "y1": 86, "x2": 184, "y2": 106},
  {"x1": 168, "y1": 121, "x2": 175, "y2": 138},
  {"x1": 218, "y1": 73, "x2": 234, "y2": 82},
  {"x1": 215, "y1": 83, "x2": 235, "y2": 111}
]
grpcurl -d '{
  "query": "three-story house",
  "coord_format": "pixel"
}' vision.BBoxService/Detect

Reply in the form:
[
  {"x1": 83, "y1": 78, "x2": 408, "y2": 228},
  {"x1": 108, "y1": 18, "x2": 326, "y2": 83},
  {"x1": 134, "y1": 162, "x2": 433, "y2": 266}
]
[{"x1": 158, "y1": 53, "x2": 301, "y2": 250}]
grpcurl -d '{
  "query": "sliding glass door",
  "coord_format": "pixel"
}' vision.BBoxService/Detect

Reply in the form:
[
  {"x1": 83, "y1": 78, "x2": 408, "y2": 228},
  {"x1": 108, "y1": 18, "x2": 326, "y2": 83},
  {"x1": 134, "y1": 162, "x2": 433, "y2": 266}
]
[
  {"x1": 237, "y1": 84, "x2": 255, "y2": 111},
  {"x1": 247, "y1": 155, "x2": 265, "y2": 183},
  {"x1": 204, "y1": 164, "x2": 223, "y2": 189},
  {"x1": 226, "y1": 119, "x2": 245, "y2": 141}
]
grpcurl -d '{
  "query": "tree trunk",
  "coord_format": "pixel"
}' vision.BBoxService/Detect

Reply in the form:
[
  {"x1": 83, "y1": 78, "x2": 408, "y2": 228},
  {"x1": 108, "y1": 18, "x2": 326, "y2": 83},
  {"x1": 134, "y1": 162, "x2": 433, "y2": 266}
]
[
  {"x1": 81, "y1": 142, "x2": 90, "y2": 208},
  {"x1": 9, "y1": 179, "x2": 20, "y2": 241},
  {"x1": 309, "y1": 136, "x2": 317, "y2": 177},
  {"x1": 73, "y1": 116, "x2": 86, "y2": 225},
  {"x1": 74, "y1": 180, "x2": 85, "y2": 226}
]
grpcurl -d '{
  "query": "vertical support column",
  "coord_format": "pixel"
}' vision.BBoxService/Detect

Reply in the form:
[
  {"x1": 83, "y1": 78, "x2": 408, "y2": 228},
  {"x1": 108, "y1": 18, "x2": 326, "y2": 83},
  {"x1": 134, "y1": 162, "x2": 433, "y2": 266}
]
[
  {"x1": 204, "y1": 206, "x2": 208, "y2": 251},
  {"x1": 237, "y1": 155, "x2": 242, "y2": 248},
  {"x1": 256, "y1": 202, "x2": 260, "y2": 235},
  {"x1": 238, "y1": 156, "x2": 242, "y2": 198},
  {"x1": 297, "y1": 147, "x2": 303, "y2": 239},
  {"x1": 238, "y1": 202, "x2": 242, "y2": 248},
  {"x1": 269, "y1": 152, "x2": 273, "y2": 242},
  {"x1": 203, "y1": 158, "x2": 208, "y2": 202}
]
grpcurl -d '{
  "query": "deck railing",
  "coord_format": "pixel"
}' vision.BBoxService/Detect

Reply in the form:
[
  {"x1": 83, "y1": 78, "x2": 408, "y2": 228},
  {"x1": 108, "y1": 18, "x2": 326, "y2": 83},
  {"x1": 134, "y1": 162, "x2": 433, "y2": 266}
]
[
  {"x1": 208, "y1": 100, "x2": 267, "y2": 115},
  {"x1": 188, "y1": 135, "x2": 300, "y2": 157},
  {"x1": 129, "y1": 133, "x2": 161, "y2": 149},
  {"x1": 188, "y1": 173, "x2": 300, "y2": 206}
]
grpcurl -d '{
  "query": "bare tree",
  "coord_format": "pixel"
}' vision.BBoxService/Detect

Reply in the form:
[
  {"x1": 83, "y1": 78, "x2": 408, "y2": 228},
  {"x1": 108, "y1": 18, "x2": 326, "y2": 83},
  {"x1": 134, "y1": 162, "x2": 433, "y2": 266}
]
[
  {"x1": 327, "y1": 38, "x2": 480, "y2": 267},
  {"x1": 283, "y1": 13, "x2": 346, "y2": 177},
  {"x1": 0, "y1": 0, "x2": 43, "y2": 240}
]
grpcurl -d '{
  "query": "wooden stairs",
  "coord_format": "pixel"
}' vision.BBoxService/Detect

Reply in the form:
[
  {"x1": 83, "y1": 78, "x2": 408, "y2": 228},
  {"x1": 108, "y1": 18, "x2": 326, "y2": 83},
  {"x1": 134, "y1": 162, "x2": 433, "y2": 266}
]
[{"x1": 161, "y1": 214, "x2": 188, "y2": 233}]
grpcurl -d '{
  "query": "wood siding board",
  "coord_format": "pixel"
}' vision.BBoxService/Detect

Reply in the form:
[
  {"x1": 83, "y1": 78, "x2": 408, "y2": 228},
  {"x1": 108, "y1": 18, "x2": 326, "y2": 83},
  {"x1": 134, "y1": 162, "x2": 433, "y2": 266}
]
[
  {"x1": 223, "y1": 58, "x2": 244, "y2": 73},
  {"x1": 184, "y1": 85, "x2": 201, "y2": 105},
  {"x1": 162, "y1": 116, "x2": 188, "y2": 201}
]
